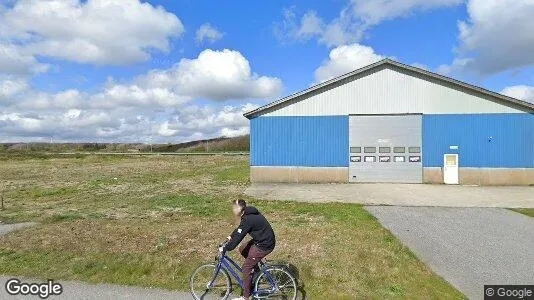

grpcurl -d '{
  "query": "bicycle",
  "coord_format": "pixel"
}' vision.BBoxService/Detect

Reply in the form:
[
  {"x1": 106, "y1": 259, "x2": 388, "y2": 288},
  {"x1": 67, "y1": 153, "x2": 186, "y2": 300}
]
[{"x1": 189, "y1": 240, "x2": 297, "y2": 299}]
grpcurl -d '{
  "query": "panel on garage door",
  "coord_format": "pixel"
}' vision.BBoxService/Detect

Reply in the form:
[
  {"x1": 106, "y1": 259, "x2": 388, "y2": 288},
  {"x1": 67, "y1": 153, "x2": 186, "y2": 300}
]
[{"x1": 349, "y1": 115, "x2": 422, "y2": 183}]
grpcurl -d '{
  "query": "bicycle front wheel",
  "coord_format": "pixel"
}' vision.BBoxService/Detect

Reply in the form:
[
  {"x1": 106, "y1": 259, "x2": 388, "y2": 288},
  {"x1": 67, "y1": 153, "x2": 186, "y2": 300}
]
[
  {"x1": 254, "y1": 266, "x2": 297, "y2": 300},
  {"x1": 189, "y1": 263, "x2": 231, "y2": 300}
]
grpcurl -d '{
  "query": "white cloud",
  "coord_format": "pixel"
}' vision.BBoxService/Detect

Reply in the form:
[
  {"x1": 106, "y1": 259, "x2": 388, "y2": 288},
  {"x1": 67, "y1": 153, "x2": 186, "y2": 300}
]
[
  {"x1": 3, "y1": 48, "x2": 280, "y2": 111},
  {"x1": 436, "y1": 58, "x2": 472, "y2": 75},
  {"x1": 0, "y1": 48, "x2": 274, "y2": 142},
  {"x1": 0, "y1": 2, "x2": 275, "y2": 143},
  {"x1": 297, "y1": 11, "x2": 324, "y2": 38},
  {"x1": 0, "y1": 0, "x2": 183, "y2": 66},
  {"x1": 275, "y1": 6, "x2": 362, "y2": 47},
  {"x1": 139, "y1": 49, "x2": 282, "y2": 100},
  {"x1": 5, "y1": 87, "x2": 85, "y2": 110},
  {"x1": 445, "y1": 0, "x2": 534, "y2": 74},
  {"x1": 0, "y1": 109, "x2": 119, "y2": 139},
  {"x1": 158, "y1": 104, "x2": 257, "y2": 139},
  {"x1": 501, "y1": 86, "x2": 534, "y2": 104},
  {"x1": 0, "y1": 44, "x2": 49, "y2": 75},
  {"x1": 314, "y1": 43, "x2": 385, "y2": 82},
  {"x1": 220, "y1": 126, "x2": 250, "y2": 138},
  {"x1": 53, "y1": 90, "x2": 85, "y2": 109},
  {"x1": 351, "y1": 0, "x2": 462, "y2": 26},
  {"x1": 0, "y1": 113, "x2": 46, "y2": 133},
  {"x1": 157, "y1": 121, "x2": 179, "y2": 137},
  {"x1": 0, "y1": 77, "x2": 28, "y2": 99},
  {"x1": 90, "y1": 84, "x2": 190, "y2": 109},
  {"x1": 195, "y1": 23, "x2": 224, "y2": 44},
  {"x1": 0, "y1": 101, "x2": 257, "y2": 142},
  {"x1": 286, "y1": 10, "x2": 325, "y2": 41},
  {"x1": 275, "y1": 0, "x2": 462, "y2": 47}
]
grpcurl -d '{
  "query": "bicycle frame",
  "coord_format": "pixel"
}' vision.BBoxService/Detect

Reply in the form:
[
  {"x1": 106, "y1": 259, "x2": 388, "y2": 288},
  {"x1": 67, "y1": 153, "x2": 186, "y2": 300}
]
[{"x1": 209, "y1": 251, "x2": 279, "y2": 296}]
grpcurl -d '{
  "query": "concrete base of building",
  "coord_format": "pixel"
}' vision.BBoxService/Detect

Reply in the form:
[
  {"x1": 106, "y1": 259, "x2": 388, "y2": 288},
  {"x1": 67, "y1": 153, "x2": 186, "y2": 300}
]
[
  {"x1": 250, "y1": 166, "x2": 348, "y2": 183},
  {"x1": 423, "y1": 167, "x2": 534, "y2": 186},
  {"x1": 252, "y1": 166, "x2": 534, "y2": 185}
]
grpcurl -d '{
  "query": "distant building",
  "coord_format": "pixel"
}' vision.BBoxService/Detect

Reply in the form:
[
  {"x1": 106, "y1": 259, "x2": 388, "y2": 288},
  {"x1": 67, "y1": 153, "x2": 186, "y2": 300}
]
[{"x1": 244, "y1": 59, "x2": 534, "y2": 185}]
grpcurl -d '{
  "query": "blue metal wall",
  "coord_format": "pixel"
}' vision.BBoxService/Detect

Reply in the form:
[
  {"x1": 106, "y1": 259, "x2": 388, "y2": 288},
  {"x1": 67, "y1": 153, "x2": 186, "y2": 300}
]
[
  {"x1": 423, "y1": 114, "x2": 534, "y2": 168},
  {"x1": 251, "y1": 114, "x2": 533, "y2": 168},
  {"x1": 250, "y1": 116, "x2": 348, "y2": 167}
]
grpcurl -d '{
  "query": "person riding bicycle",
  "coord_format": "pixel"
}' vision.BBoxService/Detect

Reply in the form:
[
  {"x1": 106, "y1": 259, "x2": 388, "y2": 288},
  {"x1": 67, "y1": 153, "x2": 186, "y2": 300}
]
[{"x1": 221, "y1": 199, "x2": 276, "y2": 300}]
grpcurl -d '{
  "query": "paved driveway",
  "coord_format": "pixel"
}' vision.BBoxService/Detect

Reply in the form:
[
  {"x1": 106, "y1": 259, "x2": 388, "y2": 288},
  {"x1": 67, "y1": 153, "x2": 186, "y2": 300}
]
[
  {"x1": 0, "y1": 276, "x2": 191, "y2": 300},
  {"x1": 245, "y1": 183, "x2": 534, "y2": 207},
  {"x1": 365, "y1": 206, "x2": 534, "y2": 300}
]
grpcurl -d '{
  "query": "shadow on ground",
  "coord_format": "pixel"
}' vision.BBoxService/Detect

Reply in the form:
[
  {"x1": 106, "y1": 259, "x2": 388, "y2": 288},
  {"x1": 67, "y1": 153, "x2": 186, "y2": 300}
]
[{"x1": 269, "y1": 261, "x2": 306, "y2": 299}]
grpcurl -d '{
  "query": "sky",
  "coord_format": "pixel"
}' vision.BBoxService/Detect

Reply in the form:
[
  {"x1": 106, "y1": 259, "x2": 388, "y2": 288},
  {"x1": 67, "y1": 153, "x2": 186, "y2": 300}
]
[{"x1": 1, "y1": 0, "x2": 533, "y2": 143}]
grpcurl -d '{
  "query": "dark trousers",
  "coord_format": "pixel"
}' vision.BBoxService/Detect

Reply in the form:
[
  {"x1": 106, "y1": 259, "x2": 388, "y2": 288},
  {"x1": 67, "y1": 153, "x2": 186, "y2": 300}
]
[{"x1": 239, "y1": 240, "x2": 272, "y2": 298}]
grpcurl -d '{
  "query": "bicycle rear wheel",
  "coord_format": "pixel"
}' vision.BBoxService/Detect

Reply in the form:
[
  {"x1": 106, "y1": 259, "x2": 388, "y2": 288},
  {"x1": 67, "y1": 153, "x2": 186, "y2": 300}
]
[
  {"x1": 190, "y1": 263, "x2": 231, "y2": 300},
  {"x1": 254, "y1": 266, "x2": 297, "y2": 300}
]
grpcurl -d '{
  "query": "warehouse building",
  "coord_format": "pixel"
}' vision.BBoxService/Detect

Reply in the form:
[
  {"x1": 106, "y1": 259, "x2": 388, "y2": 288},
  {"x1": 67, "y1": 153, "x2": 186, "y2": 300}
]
[{"x1": 244, "y1": 59, "x2": 534, "y2": 185}]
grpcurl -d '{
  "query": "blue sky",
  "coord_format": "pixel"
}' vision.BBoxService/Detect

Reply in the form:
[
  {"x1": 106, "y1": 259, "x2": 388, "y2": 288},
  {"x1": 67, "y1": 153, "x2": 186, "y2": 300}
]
[{"x1": 0, "y1": 0, "x2": 533, "y2": 142}]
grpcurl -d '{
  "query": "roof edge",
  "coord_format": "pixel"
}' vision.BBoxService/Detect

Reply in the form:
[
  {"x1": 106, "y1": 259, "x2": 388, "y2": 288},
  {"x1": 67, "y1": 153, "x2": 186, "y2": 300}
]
[{"x1": 243, "y1": 58, "x2": 534, "y2": 119}]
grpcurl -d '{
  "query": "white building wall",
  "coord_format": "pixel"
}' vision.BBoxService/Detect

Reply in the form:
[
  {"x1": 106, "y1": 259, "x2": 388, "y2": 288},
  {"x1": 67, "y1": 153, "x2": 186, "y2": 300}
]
[{"x1": 264, "y1": 67, "x2": 525, "y2": 116}]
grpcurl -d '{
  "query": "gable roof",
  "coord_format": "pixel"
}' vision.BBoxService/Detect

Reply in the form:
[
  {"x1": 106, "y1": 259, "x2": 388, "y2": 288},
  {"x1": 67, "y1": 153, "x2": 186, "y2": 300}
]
[{"x1": 244, "y1": 59, "x2": 534, "y2": 119}]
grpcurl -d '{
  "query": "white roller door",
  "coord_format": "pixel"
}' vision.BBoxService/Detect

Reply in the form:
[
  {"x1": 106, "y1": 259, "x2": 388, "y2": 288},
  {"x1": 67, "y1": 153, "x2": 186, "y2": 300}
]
[{"x1": 349, "y1": 115, "x2": 422, "y2": 183}]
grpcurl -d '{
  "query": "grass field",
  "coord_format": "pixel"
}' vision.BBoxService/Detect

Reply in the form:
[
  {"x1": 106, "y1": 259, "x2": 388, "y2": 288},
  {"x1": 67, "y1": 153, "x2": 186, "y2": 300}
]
[
  {"x1": 0, "y1": 155, "x2": 463, "y2": 299},
  {"x1": 510, "y1": 208, "x2": 534, "y2": 217}
]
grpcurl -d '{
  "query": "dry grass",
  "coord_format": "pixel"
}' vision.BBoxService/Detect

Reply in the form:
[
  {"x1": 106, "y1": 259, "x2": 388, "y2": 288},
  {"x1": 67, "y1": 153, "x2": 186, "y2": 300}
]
[{"x1": 0, "y1": 155, "x2": 463, "y2": 299}]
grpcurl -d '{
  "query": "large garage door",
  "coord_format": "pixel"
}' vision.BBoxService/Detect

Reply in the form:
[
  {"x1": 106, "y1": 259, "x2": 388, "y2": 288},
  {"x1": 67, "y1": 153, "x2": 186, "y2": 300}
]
[{"x1": 349, "y1": 115, "x2": 422, "y2": 183}]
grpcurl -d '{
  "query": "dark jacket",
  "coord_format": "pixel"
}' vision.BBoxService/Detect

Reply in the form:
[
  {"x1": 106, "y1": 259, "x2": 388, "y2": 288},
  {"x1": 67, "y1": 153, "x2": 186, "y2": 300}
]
[{"x1": 224, "y1": 206, "x2": 276, "y2": 252}]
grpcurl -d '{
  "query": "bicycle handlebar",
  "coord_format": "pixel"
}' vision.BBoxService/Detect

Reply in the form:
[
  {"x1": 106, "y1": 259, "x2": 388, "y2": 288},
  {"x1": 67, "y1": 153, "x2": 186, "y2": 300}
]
[{"x1": 218, "y1": 239, "x2": 229, "y2": 248}]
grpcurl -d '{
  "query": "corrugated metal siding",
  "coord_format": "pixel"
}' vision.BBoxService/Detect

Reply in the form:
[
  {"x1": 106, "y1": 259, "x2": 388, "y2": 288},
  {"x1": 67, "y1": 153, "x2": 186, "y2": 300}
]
[
  {"x1": 264, "y1": 67, "x2": 526, "y2": 116},
  {"x1": 423, "y1": 114, "x2": 534, "y2": 168},
  {"x1": 250, "y1": 116, "x2": 348, "y2": 167}
]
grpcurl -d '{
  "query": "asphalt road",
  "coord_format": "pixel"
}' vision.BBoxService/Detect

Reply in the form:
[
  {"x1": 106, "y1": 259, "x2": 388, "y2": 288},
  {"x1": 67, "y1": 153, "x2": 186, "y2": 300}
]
[
  {"x1": 0, "y1": 276, "x2": 192, "y2": 300},
  {"x1": 365, "y1": 206, "x2": 534, "y2": 300}
]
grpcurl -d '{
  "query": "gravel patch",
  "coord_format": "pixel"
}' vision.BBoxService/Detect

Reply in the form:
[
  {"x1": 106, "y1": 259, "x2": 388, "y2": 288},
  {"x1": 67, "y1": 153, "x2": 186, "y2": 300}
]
[{"x1": 0, "y1": 222, "x2": 37, "y2": 236}]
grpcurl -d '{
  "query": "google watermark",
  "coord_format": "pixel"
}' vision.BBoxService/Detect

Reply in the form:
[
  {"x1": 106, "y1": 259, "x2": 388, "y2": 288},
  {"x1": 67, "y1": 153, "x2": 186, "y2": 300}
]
[
  {"x1": 5, "y1": 278, "x2": 63, "y2": 299},
  {"x1": 485, "y1": 285, "x2": 533, "y2": 299}
]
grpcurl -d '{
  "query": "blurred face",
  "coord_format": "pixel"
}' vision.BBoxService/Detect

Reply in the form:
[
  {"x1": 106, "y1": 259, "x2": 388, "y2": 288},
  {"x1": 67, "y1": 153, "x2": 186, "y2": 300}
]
[{"x1": 232, "y1": 202, "x2": 242, "y2": 216}]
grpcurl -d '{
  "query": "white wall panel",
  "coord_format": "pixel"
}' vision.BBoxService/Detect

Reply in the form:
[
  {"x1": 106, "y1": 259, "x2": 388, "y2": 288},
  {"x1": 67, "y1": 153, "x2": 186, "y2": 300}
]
[{"x1": 264, "y1": 67, "x2": 525, "y2": 116}]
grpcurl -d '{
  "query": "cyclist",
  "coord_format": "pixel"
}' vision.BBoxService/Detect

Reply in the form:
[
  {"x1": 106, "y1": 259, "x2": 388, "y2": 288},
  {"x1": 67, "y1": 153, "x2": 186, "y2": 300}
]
[{"x1": 221, "y1": 199, "x2": 276, "y2": 300}]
